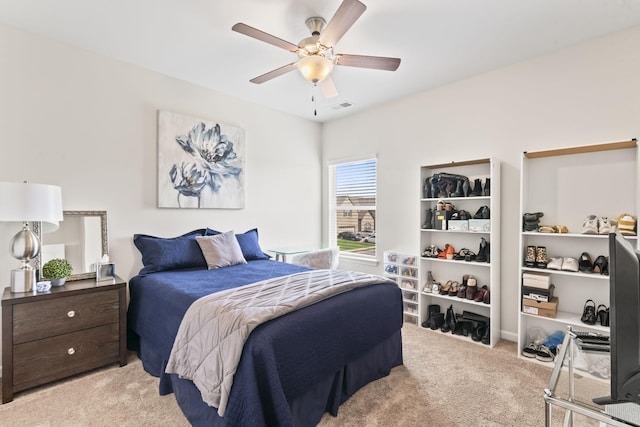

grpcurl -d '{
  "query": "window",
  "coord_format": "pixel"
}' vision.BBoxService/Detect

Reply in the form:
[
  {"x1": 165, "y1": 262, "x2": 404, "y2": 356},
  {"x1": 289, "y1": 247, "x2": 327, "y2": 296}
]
[{"x1": 329, "y1": 158, "x2": 376, "y2": 259}]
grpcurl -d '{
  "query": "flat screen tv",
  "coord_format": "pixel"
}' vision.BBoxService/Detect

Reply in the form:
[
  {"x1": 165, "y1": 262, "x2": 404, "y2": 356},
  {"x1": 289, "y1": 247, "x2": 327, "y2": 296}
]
[{"x1": 594, "y1": 232, "x2": 640, "y2": 405}]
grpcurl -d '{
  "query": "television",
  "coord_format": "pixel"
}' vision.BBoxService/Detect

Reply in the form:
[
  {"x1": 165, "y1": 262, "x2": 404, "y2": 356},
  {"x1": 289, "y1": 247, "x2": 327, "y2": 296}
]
[{"x1": 593, "y1": 232, "x2": 640, "y2": 405}]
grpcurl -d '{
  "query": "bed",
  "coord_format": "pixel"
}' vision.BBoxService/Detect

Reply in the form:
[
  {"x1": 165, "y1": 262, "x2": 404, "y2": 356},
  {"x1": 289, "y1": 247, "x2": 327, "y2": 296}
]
[{"x1": 127, "y1": 228, "x2": 403, "y2": 426}]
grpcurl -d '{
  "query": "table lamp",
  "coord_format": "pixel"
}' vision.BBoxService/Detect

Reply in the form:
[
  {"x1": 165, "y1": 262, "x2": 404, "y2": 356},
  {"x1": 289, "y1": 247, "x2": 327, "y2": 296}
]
[{"x1": 0, "y1": 182, "x2": 63, "y2": 292}]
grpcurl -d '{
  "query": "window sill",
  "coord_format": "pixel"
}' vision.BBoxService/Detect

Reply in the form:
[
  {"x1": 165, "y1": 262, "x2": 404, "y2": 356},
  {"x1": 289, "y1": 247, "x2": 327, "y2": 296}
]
[{"x1": 339, "y1": 253, "x2": 379, "y2": 267}]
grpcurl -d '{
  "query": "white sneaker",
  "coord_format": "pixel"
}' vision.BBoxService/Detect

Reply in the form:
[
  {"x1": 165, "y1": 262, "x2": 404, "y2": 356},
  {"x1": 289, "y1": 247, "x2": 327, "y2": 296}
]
[
  {"x1": 582, "y1": 215, "x2": 598, "y2": 234},
  {"x1": 522, "y1": 342, "x2": 538, "y2": 358},
  {"x1": 598, "y1": 217, "x2": 612, "y2": 235},
  {"x1": 547, "y1": 257, "x2": 563, "y2": 270}
]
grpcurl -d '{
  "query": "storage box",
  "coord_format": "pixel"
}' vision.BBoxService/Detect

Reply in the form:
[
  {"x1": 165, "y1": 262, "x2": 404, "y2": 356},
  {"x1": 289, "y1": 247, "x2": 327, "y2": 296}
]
[
  {"x1": 447, "y1": 220, "x2": 469, "y2": 231},
  {"x1": 434, "y1": 210, "x2": 454, "y2": 230},
  {"x1": 469, "y1": 219, "x2": 491, "y2": 232},
  {"x1": 522, "y1": 297, "x2": 558, "y2": 318}
]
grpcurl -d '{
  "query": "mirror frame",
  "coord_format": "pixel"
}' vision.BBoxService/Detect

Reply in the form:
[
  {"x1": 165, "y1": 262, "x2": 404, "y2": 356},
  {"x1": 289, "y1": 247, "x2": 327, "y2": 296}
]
[{"x1": 34, "y1": 210, "x2": 108, "y2": 281}]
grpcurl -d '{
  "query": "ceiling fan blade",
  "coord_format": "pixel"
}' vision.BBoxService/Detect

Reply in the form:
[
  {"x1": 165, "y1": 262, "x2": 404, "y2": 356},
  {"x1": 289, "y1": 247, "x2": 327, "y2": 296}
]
[
  {"x1": 249, "y1": 63, "x2": 298, "y2": 84},
  {"x1": 335, "y1": 54, "x2": 401, "y2": 71},
  {"x1": 232, "y1": 23, "x2": 299, "y2": 52},
  {"x1": 319, "y1": 76, "x2": 339, "y2": 99},
  {"x1": 319, "y1": 0, "x2": 366, "y2": 48}
]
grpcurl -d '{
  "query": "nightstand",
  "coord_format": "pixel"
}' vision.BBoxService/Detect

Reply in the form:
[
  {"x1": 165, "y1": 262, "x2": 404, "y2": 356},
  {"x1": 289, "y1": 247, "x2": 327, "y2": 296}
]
[{"x1": 1, "y1": 276, "x2": 127, "y2": 403}]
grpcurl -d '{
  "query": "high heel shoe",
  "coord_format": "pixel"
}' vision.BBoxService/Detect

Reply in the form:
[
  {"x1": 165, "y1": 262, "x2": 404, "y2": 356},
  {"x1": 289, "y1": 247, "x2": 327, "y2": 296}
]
[
  {"x1": 597, "y1": 304, "x2": 610, "y2": 327},
  {"x1": 439, "y1": 280, "x2": 452, "y2": 295},
  {"x1": 448, "y1": 281, "x2": 459, "y2": 297},
  {"x1": 578, "y1": 252, "x2": 594, "y2": 273},
  {"x1": 593, "y1": 255, "x2": 609, "y2": 275}
]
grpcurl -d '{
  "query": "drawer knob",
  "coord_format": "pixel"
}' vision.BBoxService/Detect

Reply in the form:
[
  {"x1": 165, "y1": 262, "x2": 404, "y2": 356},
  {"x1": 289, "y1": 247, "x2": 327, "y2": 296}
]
[
  {"x1": 67, "y1": 310, "x2": 75, "y2": 318},
  {"x1": 67, "y1": 347, "x2": 75, "y2": 355}
]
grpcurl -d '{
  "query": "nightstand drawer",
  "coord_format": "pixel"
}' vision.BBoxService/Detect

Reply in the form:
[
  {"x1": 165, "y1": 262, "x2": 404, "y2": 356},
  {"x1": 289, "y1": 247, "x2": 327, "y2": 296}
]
[
  {"x1": 12, "y1": 323, "x2": 120, "y2": 392},
  {"x1": 13, "y1": 289, "x2": 119, "y2": 344}
]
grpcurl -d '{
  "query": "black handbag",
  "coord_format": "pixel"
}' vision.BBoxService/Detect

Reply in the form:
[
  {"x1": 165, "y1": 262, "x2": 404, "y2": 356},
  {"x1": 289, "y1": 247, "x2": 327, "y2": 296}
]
[{"x1": 581, "y1": 299, "x2": 597, "y2": 325}]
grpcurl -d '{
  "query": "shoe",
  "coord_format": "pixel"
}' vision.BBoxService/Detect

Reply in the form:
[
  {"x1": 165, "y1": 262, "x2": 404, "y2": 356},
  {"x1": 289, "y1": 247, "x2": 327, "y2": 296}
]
[
  {"x1": 593, "y1": 255, "x2": 609, "y2": 275},
  {"x1": 561, "y1": 257, "x2": 579, "y2": 272},
  {"x1": 429, "y1": 312, "x2": 445, "y2": 330},
  {"x1": 474, "y1": 285, "x2": 488, "y2": 302},
  {"x1": 580, "y1": 299, "x2": 597, "y2": 325},
  {"x1": 483, "y1": 178, "x2": 490, "y2": 197},
  {"x1": 482, "y1": 288, "x2": 490, "y2": 304},
  {"x1": 385, "y1": 265, "x2": 398, "y2": 274},
  {"x1": 441, "y1": 305, "x2": 454, "y2": 333},
  {"x1": 598, "y1": 304, "x2": 610, "y2": 326},
  {"x1": 538, "y1": 225, "x2": 557, "y2": 233},
  {"x1": 448, "y1": 281, "x2": 459, "y2": 296},
  {"x1": 524, "y1": 246, "x2": 536, "y2": 268},
  {"x1": 457, "y1": 275, "x2": 468, "y2": 298},
  {"x1": 422, "y1": 208, "x2": 434, "y2": 229},
  {"x1": 438, "y1": 244, "x2": 450, "y2": 259},
  {"x1": 422, "y1": 304, "x2": 441, "y2": 328},
  {"x1": 522, "y1": 342, "x2": 538, "y2": 358},
  {"x1": 535, "y1": 246, "x2": 548, "y2": 269},
  {"x1": 581, "y1": 215, "x2": 598, "y2": 234},
  {"x1": 535, "y1": 345, "x2": 555, "y2": 362},
  {"x1": 578, "y1": 252, "x2": 594, "y2": 273},
  {"x1": 618, "y1": 213, "x2": 637, "y2": 236},
  {"x1": 452, "y1": 179, "x2": 465, "y2": 197},
  {"x1": 469, "y1": 178, "x2": 483, "y2": 196},
  {"x1": 523, "y1": 212, "x2": 544, "y2": 232},
  {"x1": 432, "y1": 282, "x2": 441, "y2": 294},
  {"x1": 462, "y1": 178, "x2": 471, "y2": 197},
  {"x1": 598, "y1": 217, "x2": 612, "y2": 234},
  {"x1": 422, "y1": 245, "x2": 441, "y2": 258},
  {"x1": 439, "y1": 280, "x2": 452, "y2": 295},
  {"x1": 481, "y1": 324, "x2": 490, "y2": 345},
  {"x1": 547, "y1": 257, "x2": 563, "y2": 270},
  {"x1": 476, "y1": 237, "x2": 490, "y2": 263},
  {"x1": 473, "y1": 206, "x2": 490, "y2": 219},
  {"x1": 466, "y1": 277, "x2": 477, "y2": 300},
  {"x1": 445, "y1": 244, "x2": 455, "y2": 260},
  {"x1": 472, "y1": 323, "x2": 486, "y2": 342},
  {"x1": 423, "y1": 177, "x2": 433, "y2": 199}
]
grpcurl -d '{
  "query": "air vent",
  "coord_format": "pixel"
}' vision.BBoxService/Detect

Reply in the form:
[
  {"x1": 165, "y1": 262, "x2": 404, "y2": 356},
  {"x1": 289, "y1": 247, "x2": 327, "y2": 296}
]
[{"x1": 330, "y1": 101, "x2": 354, "y2": 110}]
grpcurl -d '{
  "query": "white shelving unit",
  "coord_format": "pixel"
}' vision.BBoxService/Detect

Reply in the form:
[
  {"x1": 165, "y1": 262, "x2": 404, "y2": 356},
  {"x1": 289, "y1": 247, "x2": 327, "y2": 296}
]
[
  {"x1": 384, "y1": 250, "x2": 419, "y2": 326},
  {"x1": 517, "y1": 140, "x2": 638, "y2": 370},
  {"x1": 419, "y1": 158, "x2": 501, "y2": 347}
]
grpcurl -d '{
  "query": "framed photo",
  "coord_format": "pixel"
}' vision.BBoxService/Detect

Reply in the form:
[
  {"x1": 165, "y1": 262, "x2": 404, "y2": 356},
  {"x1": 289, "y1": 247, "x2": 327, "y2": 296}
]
[{"x1": 158, "y1": 110, "x2": 245, "y2": 209}]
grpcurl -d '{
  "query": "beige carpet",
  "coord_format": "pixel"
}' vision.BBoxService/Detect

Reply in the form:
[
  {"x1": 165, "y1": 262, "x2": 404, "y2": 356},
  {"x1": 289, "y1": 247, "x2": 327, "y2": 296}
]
[{"x1": 0, "y1": 324, "x2": 609, "y2": 426}]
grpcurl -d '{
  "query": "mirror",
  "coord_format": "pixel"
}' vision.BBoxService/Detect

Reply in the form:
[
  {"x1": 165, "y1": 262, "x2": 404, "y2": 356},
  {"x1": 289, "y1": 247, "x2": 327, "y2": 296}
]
[{"x1": 34, "y1": 210, "x2": 108, "y2": 281}]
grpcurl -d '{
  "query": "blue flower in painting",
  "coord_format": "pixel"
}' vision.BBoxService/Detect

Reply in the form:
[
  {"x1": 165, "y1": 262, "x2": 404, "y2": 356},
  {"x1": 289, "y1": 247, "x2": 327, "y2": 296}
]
[
  {"x1": 176, "y1": 122, "x2": 241, "y2": 191},
  {"x1": 170, "y1": 162, "x2": 208, "y2": 208},
  {"x1": 170, "y1": 122, "x2": 242, "y2": 207}
]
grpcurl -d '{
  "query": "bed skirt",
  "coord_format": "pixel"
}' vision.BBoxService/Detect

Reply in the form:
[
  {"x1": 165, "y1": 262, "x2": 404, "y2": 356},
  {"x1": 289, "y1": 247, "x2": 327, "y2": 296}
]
[{"x1": 135, "y1": 329, "x2": 402, "y2": 426}]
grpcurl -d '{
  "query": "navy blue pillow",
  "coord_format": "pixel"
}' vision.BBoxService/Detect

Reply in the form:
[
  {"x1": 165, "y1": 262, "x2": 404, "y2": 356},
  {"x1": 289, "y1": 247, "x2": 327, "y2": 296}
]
[
  {"x1": 235, "y1": 228, "x2": 271, "y2": 260},
  {"x1": 133, "y1": 229, "x2": 208, "y2": 275}
]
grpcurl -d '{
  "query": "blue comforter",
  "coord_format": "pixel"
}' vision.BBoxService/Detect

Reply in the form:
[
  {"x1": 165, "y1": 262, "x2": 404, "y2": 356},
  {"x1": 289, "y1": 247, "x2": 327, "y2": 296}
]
[{"x1": 127, "y1": 260, "x2": 403, "y2": 426}]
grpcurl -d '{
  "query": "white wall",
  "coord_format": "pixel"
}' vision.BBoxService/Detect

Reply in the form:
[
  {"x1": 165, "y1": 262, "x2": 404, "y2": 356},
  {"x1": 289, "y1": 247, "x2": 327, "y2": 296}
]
[
  {"x1": 0, "y1": 23, "x2": 322, "y2": 369},
  {"x1": 323, "y1": 26, "x2": 640, "y2": 341}
]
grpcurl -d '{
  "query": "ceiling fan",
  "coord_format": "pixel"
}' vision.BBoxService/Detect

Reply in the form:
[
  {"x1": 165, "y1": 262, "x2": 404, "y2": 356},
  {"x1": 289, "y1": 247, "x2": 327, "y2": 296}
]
[{"x1": 231, "y1": 0, "x2": 401, "y2": 101}]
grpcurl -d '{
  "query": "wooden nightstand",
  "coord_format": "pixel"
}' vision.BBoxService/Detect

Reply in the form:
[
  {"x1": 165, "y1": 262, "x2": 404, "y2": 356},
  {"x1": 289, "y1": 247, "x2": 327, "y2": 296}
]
[{"x1": 2, "y1": 276, "x2": 127, "y2": 403}]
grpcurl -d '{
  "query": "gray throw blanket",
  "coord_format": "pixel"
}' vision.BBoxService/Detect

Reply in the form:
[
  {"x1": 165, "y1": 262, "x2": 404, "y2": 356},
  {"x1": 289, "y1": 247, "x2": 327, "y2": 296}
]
[{"x1": 165, "y1": 269, "x2": 392, "y2": 416}]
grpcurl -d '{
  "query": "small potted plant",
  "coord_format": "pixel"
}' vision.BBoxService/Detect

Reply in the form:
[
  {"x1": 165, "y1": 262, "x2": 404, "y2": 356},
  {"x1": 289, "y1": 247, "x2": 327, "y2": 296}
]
[{"x1": 42, "y1": 258, "x2": 73, "y2": 287}]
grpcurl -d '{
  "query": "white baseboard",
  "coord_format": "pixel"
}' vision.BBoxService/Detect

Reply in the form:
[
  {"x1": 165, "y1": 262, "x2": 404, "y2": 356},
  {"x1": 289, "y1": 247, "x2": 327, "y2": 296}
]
[{"x1": 500, "y1": 330, "x2": 518, "y2": 342}]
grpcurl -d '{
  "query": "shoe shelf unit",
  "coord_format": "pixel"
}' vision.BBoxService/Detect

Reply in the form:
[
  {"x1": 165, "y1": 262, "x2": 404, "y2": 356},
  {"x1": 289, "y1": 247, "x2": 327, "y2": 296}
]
[
  {"x1": 384, "y1": 250, "x2": 419, "y2": 326},
  {"x1": 517, "y1": 139, "x2": 638, "y2": 370},
  {"x1": 419, "y1": 158, "x2": 501, "y2": 347}
]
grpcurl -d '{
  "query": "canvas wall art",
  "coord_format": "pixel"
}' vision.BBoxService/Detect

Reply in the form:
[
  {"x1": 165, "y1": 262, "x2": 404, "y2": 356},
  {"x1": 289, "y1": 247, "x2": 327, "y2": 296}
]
[{"x1": 158, "y1": 111, "x2": 245, "y2": 209}]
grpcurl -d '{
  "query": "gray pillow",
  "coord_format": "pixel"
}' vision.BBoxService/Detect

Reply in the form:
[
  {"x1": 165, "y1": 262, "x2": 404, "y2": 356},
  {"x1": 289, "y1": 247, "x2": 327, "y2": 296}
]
[{"x1": 196, "y1": 231, "x2": 247, "y2": 269}]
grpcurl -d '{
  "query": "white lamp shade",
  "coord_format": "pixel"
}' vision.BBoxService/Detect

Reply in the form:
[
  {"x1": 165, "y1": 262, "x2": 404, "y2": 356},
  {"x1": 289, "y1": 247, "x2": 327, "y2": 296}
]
[
  {"x1": 0, "y1": 182, "x2": 63, "y2": 230},
  {"x1": 297, "y1": 56, "x2": 334, "y2": 83}
]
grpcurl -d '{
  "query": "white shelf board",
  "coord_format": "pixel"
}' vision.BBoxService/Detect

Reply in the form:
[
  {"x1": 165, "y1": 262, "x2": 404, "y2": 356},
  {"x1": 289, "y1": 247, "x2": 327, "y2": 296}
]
[
  {"x1": 521, "y1": 266, "x2": 609, "y2": 281},
  {"x1": 422, "y1": 292, "x2": 491, "y2": 308},
  {"x1": 520, "y1": 310, "x2": 610, "y2": 333}
]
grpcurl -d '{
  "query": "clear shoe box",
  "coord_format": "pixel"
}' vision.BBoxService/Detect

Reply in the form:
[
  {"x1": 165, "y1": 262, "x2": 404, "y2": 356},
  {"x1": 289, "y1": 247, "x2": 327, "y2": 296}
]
[{"x1": 469, "y1": 219, "x2": 491, "y2": 232}]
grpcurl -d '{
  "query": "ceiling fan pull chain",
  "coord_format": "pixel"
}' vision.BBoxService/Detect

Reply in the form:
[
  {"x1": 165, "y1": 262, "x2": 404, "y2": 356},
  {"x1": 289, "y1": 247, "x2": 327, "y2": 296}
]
[{"x1": 312, "y1": 83, "x2": 317, "y2": 116}]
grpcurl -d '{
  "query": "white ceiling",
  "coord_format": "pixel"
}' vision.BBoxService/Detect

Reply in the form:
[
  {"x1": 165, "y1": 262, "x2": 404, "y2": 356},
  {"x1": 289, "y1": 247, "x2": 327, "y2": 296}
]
[{"x1": 1, "y1": 0, "x2": 640, "y2": 123}]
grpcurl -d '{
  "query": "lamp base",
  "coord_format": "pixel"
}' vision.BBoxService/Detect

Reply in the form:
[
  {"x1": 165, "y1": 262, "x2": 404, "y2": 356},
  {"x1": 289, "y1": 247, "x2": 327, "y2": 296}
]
[{"x1": 11, "y1": 267, "x2": 36, "y2": 293}]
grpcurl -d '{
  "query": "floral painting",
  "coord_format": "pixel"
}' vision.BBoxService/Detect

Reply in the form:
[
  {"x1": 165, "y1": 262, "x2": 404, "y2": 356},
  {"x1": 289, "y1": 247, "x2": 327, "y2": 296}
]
[{"x1": 158, "y1": 111, "x2": 245, "y2": 209}]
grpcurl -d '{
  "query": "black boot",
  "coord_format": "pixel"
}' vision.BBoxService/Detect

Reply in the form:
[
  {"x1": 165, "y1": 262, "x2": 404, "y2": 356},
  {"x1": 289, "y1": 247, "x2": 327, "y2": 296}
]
[
  {"x1": 469, "y1": 178, "x2": 482, "y2": 196},
  {"x1": 462, "y1": 178, "x2": 471, "y2": 197},
  {"x1": 481, "y1": 323, "x2": 491, "y2": 345},
  {"x1": 452, "y1": 179, "x2": 465, "y2": 197},
  {"x1": 423, "y1": 177, "x2": 432, "y2": 199},
  {"x1": 475, "y1": 237, "x2": 489, "y2": 263},
  {"x1": 483, "y1": 178, "x2": 491, "y2": 196},
  {"x1": 422, "y1": 304, "x2": 440, "y2": 328},
  {"x1": 441, "y1": 305, "x2": 453, "y2": 333},
  {"x1": 430, "y1": 312, "x2": 445, "y2": 330},
  {"x1": 422, "y1": 208, "x2": 433, "y2": 229}
]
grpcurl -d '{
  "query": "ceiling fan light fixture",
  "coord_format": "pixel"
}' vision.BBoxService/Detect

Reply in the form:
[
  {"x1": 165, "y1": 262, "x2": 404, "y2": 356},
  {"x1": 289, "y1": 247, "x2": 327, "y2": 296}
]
[{"x1": 297, "y1": 55, "x2": 334, "y2": 83}]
